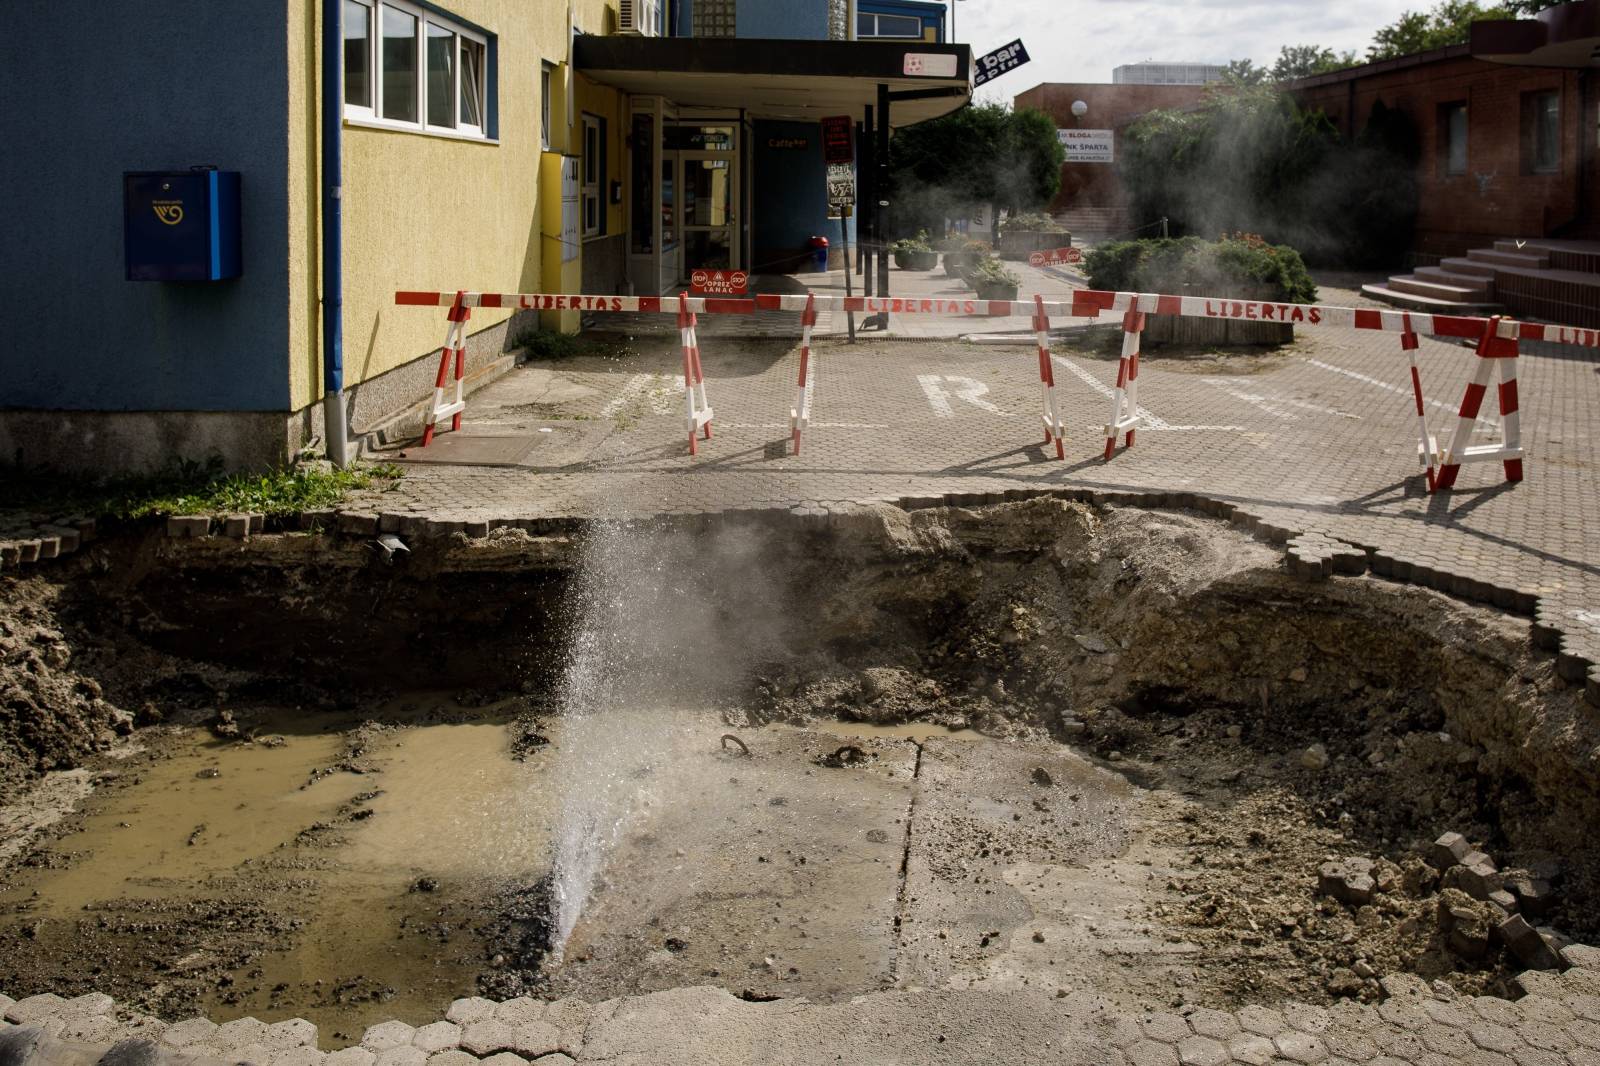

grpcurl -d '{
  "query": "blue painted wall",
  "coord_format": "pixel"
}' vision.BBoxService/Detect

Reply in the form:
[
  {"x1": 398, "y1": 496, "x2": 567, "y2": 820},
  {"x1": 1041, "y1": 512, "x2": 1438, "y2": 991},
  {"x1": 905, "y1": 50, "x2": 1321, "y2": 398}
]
[
  {"x1": 737, "y1": 0, "x2": 829, "y2": 38},
  {"x1": 753, "y1": 121, "x2": 858, "y2": 272},
  {"x1": 858, "y1": 0, "x2": 945, "y2": 41},
  {"x1": 0, "y1": 1, "x2": 290, "y2": 413}
]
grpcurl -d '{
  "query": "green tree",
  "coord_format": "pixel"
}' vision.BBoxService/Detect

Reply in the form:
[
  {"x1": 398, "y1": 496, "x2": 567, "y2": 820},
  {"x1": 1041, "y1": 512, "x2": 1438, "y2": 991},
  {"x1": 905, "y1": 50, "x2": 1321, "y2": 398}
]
[
  {"x1": 1270, "y1": 44, "x2": 1359, "y2": 80},
  {"x1": 1222, "y1": 58, "x2": 1267, "y2": 86},
  {"x1": 888, "y1": 103, "x2": 1064, "y2": 236},
  {"x1": 1365, "y1": 0, "x2": 1546, "y2": 60}
]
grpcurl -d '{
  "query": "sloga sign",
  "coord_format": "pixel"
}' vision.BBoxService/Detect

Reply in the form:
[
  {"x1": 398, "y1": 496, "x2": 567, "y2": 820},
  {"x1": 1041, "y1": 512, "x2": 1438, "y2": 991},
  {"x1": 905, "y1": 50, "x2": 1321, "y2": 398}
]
[{"x1": 973, "y1": 40, "x2": 1030, "y2": 87}]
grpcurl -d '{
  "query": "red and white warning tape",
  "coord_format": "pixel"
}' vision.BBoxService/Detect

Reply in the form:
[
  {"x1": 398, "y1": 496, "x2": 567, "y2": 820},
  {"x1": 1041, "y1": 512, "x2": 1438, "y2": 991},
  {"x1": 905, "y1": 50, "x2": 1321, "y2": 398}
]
[{"x1": 395, "y1": 287, "x2": 1589, "y2": 484}]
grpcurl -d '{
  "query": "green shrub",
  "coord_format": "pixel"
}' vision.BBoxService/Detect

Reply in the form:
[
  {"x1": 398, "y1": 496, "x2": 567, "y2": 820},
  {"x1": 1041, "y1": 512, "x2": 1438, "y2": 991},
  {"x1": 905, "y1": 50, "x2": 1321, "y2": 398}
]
[
  {"x1": 998, "y1": 211, "x2": 1066, "y2": 234},
  {"x1": 890, "y1": 230, "x2": 934, "y2": 255},
  {"x1": 1084, "y1": 234, "x2": 1317, "y2": 304},
  {"x1": 514, "y1": 327, "x2": 582, "y2": 360},
  {"x1": 969, "y1": 256, "x2": 1021, "y2": 287}
]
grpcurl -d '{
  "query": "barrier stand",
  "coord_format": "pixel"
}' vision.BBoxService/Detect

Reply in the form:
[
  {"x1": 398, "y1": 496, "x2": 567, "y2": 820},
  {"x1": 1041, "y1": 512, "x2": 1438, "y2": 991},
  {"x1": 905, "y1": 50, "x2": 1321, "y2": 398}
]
[
  {"x1": 1033, "y1": 295, "x2": 1066, "y2": 459},
  {"x1": 1399, "y1": 314, "x2": 1440, "y2": 492},
  {"x1": 678, "y1": 294, "x2": 714, "y2": 456},
  {"x1": 791, "y1": 293, "x2": 818, "y2": 455},
  {"x1": 420, "y1": 290, "x2": 470, "y2": 447},
  {"x1": 1102, "y1": 300, "x2": 1149, "y2": 460},
  {"x1": 1436, "y1": 314, "x2": 1523, "y2": 489}
]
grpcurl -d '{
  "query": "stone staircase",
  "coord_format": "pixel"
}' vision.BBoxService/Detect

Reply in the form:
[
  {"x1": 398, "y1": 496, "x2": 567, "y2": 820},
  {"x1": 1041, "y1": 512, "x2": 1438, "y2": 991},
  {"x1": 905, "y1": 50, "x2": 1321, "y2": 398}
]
[
  {"x1": 1365, "y1": 238, "x2": 1600, "y2": 329},
  {"x1": 1051, "y1": 206, "x2": 1136, "y2": 242}
]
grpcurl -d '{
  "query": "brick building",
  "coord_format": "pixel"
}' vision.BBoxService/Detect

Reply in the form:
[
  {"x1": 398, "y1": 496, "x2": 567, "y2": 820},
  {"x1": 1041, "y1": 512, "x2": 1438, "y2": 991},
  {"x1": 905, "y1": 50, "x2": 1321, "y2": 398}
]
[{"x1": 1012, "y1": 81, "x2": 1214, "y2": 238}]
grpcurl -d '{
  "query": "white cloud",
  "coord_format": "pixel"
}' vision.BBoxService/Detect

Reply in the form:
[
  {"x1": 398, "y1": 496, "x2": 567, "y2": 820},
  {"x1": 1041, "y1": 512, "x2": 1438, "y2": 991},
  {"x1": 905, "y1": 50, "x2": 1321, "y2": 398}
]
[{"x1": 949, "y1": 0, "x2": 1427, "y2": 93}]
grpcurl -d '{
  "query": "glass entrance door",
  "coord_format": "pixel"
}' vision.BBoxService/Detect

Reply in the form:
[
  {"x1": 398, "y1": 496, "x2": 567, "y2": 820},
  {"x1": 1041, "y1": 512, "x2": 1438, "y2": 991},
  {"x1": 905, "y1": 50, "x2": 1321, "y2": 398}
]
[{"x1": 677, "y1": 152, "x2": 738, "y2": 274}]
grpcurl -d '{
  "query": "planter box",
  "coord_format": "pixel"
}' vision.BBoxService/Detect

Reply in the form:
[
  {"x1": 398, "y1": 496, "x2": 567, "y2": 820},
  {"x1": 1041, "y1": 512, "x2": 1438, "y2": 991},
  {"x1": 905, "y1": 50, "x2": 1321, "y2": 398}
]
[
  {"x1": 943, "y1": 251, "x2": 979, "y2": 278},
  {"x1": 894, "y1": 250, "x2": 939, "y2": 271},
  {"x1": 1143, "y1": 315, "x2": 1293, "y2": 346},
  {"x1": 974, "y1": 281, "x2": 1020, "y2": 301},
  {"x1": 999, "y1": 229, "x2": 1072, "y2": 261}
]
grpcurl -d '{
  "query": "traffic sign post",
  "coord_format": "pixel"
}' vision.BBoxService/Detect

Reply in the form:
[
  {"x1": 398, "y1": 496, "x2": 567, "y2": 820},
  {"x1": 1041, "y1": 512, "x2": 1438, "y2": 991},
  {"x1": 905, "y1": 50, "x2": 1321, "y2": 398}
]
[{"x1": 825, "y1": 146, "x2": 858, "y2": 342}]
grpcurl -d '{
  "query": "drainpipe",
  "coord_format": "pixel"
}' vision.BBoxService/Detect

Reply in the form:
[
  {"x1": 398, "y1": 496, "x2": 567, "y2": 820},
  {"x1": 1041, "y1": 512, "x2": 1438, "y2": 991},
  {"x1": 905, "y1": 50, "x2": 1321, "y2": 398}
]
[{"x1": 322, "y1": 0, "x2": 350, "y2": 467}]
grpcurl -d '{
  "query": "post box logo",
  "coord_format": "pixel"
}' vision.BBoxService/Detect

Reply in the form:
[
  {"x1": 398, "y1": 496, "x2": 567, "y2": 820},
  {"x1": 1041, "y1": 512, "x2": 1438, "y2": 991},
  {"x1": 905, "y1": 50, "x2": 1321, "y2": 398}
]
[{"x1": 152, "y1": 200, "x2": 185, "y2": 226}]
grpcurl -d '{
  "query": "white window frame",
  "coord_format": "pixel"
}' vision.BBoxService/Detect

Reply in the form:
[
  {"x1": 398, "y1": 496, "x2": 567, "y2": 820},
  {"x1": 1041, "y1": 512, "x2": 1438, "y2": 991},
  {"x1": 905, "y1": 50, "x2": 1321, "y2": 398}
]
[
  {"x1": 857, "y1": 12, "x2": 922, "y2": 38},
  {"x1": 581, "y1": 112, "x2": 602, "y2": 239},
  {"x1": 343, "y1": 0, "x2": 491, "y2": 142},
  {"x1": 541, "y1": 63, "x2": 553, "y2": 151}
]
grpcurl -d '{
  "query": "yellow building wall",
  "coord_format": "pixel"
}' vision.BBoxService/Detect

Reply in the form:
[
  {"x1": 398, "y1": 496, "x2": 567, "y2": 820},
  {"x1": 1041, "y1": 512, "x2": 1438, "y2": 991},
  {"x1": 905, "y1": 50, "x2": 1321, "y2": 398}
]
[{"x1": 286, "y1": 0, "x2": 618, "y2": 414}]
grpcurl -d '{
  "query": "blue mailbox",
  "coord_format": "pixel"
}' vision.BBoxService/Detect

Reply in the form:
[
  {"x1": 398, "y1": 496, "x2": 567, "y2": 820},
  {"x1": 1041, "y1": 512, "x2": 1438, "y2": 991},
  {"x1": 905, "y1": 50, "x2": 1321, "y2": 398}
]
[{"x1": 124, "y1": 169, "x2": 241, "y2": 281}]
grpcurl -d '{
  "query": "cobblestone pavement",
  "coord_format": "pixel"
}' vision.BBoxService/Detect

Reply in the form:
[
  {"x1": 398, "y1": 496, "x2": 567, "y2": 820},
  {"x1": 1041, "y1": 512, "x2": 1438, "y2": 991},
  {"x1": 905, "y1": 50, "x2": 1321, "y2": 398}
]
[
  {"x1": 354, "y1": 300, "x2": 1600, "y2": 704},
  {"x1": 6, "y1": 949, "x2": 1600, "y2": 1065}
]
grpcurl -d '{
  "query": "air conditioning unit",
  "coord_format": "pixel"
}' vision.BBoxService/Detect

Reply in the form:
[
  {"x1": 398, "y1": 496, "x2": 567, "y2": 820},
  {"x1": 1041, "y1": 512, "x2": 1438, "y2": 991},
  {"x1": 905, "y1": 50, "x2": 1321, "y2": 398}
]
[{"x1": 617, "y1": 0, "x2": 659, "y2": 35}]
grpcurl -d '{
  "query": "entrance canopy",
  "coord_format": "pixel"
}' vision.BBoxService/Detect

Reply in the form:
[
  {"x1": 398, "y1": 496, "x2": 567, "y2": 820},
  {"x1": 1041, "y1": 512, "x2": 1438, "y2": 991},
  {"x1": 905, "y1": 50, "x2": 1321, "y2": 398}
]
[{"x1": 573, "y1": 37, "x2": 971, "y2": 126}]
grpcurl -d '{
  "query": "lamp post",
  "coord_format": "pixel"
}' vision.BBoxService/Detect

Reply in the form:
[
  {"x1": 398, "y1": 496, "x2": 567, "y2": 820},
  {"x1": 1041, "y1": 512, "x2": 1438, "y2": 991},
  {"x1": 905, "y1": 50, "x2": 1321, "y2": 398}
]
[{"x1": 949, "y1": 0, "x2": 965, "y2": 43}]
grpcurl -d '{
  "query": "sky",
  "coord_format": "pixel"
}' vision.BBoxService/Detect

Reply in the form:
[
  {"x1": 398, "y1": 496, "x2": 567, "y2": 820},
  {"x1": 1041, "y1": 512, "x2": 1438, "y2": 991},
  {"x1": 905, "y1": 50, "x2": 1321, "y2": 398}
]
[{"x1": 952, "y1": 0, "x2": 1430, "y2": 99}]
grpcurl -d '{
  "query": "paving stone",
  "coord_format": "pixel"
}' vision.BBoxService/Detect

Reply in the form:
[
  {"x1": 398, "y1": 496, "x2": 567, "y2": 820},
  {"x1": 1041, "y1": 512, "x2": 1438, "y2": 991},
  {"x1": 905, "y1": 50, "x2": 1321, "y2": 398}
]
[
  {"x1": 325, "y1": 1048, "x2": 376, "y2": 1066},
  {"x1": 6, "y1": 993, "x2": 66, "y2": 1024},
  {"x1": 1568, "y1": 1049, "x2": 1600, "y2": 1066},
  {"x1": 1124, "y1": 1039, "x2": 1178, "y2": 1066},
  {"x1": 492, "y1": 999, "x2": 544, "y2": 1027},
  {"x1": 96, "y1": 1037, "x2": 163, "y2": 1066},
  {"x1": 216, "y1": 1019, "x2": 271, "y2": 1051},
  {"x1": 1321, "y1": 1030, "x2": 1379, "y2": 1062},
  {"x1": 409, "y1": 1023, "x2": 460, "y2": 1054},
  {"x1": 57, "y1": 1015, "x2": 121, "y2": 1043},
  {"x1": 162, "y1": 1019, "x2": 221, "y2": 1048},
  {"x1": 265, "y1": 1020, "x2": 318, "y2": 1049},
  {"x1": 373, "y1": 1047, "x2": 427, "y2": 1066},
  {"x1": 55, "y1": 993, "x2": 114, "y2": 1019},
  {"x1": 0, "y1": 995, "x2": 12, "y2": 1019},
  {"x1": 232, "y1": 1041, "x2": 272, "y2": 1065},
  {"x1": 1512, "y1": 1048, "x2": 1568, "y2": 1066},
  {"x1": 424, "y1": 1052, "x2": 478, "y2": 1066},
  {"x1": 445, "y1": 998, "x2": 498, "y2": 1026},
  {"x1": 1227, "y1": 1033, "x2": 1277, "y2": 1065},
  {"x1": 1237, "y1": 1006, "x2": 1288, "y2": 1038},
  {"x1": 1567, "y1": 947, "x2": 1600, "y2": 972},
  {"x1": 1275, "y1": 1032, "x2": 1330, "y2": 1063},
  {"x1": 478, "y1": 1055, "x2": 528, "y2": 1066},
  {"x1": 1283, "y1": 1003, "x2": 1333, "y2": 1035},
  {"x1": 166, "y1": 516, "x2": 211, "y2": 538},
  {"x1": 1472, "y1": 1024, "x2": 1526, "y2": 1054},
  {"x1": 270, "y1": 1048, "x2": 328, "y2": 1066},
  {"x1": 1140, "y1": 1012, "x2": 1191, "y2": 1044},
  {"x1": 506, "y1": 1022, "x2": 563, "y2": 1059},
  {"x1": 223, "y1": 514, "x2": 252, "y2": 538},
  {"x1": 1419, "y1": 1023, "x2": 1476, "y2": 1058},
  {"x1": 459, "y1": 1022, "x2": 516, "y2": 1057},
  {"x1": 1176, "y1": 1035, "x2": 1228, "y2": 1066},
  {"x1": 529, "y1": 1057, "x2": 572, "y2": 1066},
  {"x1": 361, "y1": 1022, "x2": 417, "y2": 1053},
  {"x1": 0, "y1": 1026, "x2": 50, "y2": 1066},
  {"x1": 1185, "y1": 1009, "x2": 1239, "y2": 1041},
  {"x1": 1570, "y1": 1020, "x2": 1600, "y2": 1050}
]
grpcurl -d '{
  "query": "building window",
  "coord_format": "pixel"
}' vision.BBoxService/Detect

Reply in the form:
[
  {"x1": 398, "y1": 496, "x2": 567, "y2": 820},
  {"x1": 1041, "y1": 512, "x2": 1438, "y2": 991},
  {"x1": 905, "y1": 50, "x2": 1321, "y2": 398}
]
[
  {"x1": 540, "y1": 64, "x2": 553, "y2": 151},
  {"x1": 693, "y1": 0, "x2": 735, "y2": 37},
  {"x1": 1525, "y1": 90, "x2": 1560, "y2": 174},
  {"x1": 1440, "y1": 102, "x2": 1468, "y2": 176},
  {"x1": 344, "y1": 0, "x2": 492, "y2": 138},
  {"x1": 857, "y1": 12, "x2": 922, "y2": 38},
  {"x1": 582, "y1": 113, "x2": 605, "y2": 238}
]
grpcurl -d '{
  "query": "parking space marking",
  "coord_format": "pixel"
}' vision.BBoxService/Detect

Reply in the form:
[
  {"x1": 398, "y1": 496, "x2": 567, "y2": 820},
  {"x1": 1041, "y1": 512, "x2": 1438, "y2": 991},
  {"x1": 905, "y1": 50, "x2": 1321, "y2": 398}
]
[
  {"x1": 1200, "y1": 377, "x2": 1360, "y2": 421},
  {"x1": 1051, "y1": 356, "x2": 1244, "y2": 432},
  {"x1": 917, "y1": 375, "x2": 1009, "y2": 417},
  {"x1": 1303, "y1": 357, "x2": 1497, "y2": 428}
]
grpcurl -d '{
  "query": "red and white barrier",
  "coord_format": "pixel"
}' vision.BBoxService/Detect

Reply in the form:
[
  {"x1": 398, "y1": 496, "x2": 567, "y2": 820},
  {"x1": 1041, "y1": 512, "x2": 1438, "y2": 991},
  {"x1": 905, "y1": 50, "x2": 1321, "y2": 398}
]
[
  {"x1": 1033, "y1": 296, "x2": 1066, "y2": 459},
  {"x1": 791, "y1": 293, "x2": 818, "y2": 455},
  {"x1": 1435, "y1": 315, "x2": 1522, "y2": 489},
  {"x1": 395, "y1": 286, "x2": 1595, "y2": 480},
  {"x1": 677, "y1": 294, "x2": 714, "y2": 456},
  {"x1": 420, "y1": 291, "x2": 470, "y2": 447},
  {"x1": 1103, "y1": 300, "x2": 1150, "y2": 461}
]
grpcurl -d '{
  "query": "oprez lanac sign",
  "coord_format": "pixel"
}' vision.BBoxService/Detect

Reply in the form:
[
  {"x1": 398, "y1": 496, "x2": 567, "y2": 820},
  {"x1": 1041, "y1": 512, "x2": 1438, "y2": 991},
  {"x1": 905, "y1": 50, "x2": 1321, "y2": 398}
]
[
  {"x1": 690, "y1": 269, "x2": 749, "y2": 296},
  {"x1": 1058, "y1": 128, "x2": 1114, "y2": 164}
]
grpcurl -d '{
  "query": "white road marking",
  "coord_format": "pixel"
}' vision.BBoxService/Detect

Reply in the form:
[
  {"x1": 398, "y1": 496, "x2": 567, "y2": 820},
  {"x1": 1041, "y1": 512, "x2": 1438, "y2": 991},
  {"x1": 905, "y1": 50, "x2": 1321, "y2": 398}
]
[
  {"x1": 600, "y1": 373, "x2": 685, "y2": 417},
  {"x1": 1050, "y1": 356, "x2": 1244, "y2": 432},
  {"x1": 1303, "y1": 358, "x2": 1498, "y2": 428},
  {"x1": 726, "y1": 422, "x2": 890, "y2": 429},
  {"x1": 917, "y1": 375, "x2": 1009, "y2": 417},
  {"x1": 1200, "y1": 377, "x2": 1360, "y2": 421},
  {"x1": 1573, "y1": 609, "x2": 1600, "y2": 634}
]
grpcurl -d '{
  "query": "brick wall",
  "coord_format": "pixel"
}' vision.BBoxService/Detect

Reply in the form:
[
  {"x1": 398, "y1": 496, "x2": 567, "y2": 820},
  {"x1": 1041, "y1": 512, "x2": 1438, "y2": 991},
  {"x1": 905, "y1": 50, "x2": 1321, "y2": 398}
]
[
  {"x1": 1293, "y1": 55, "x2": 1593, "y2": 256},
  {"x1": 1015, "y1": 83, "x2": 1212, "y2": 215}
]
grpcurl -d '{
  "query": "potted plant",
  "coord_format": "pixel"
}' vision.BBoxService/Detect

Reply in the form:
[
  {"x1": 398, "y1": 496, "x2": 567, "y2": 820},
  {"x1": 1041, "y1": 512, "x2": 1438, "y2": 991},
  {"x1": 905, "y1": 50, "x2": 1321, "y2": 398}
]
[
  {"x1": 891, "y1": 231, "x2": 939, "y2": 271},
  {"x1": 997, "y1": 212, "x2": 1071, "y2": 261},
  {"x1": 942, "y1": 238, "x2": 990, "y2": 279},
  {"x1": 968, "y1": 255, "x2": 1021, "y2": 301}
]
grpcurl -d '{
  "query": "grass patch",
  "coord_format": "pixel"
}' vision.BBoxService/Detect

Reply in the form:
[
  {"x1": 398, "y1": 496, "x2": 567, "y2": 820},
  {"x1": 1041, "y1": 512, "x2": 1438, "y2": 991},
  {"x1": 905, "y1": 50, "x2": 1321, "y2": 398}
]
[{"x1": 0, "y1": 458, "x2": 403, "y2": 521}]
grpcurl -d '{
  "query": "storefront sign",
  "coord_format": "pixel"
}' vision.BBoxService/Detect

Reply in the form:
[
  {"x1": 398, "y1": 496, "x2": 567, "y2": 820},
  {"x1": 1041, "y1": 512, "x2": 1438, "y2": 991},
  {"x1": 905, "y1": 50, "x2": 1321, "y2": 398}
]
[
  {"x1": 821, "y1": 115, "x2": 854, "y2": 164},
  {"x1": 826, "y1": 162, "x2": 855, "y2": 212},
  {"x1": 690, "y1": 269, "x2": 748, "y2": 295},
  {"x1": 974, "y1": 40, "x2": 1030, "y2": 87},
  {"x1": 1029, "y1": 246, "x2": 1082, "y2": 267},
  {"x1": 903, "y1": 52, "x2": 958, "y2": 78},
  {"x1": 767, "y1": 137, "x2": 809, "y2": 150},
  {"x1": 1058, "y1": 128, "x2": 1114, "y2": 163}
]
